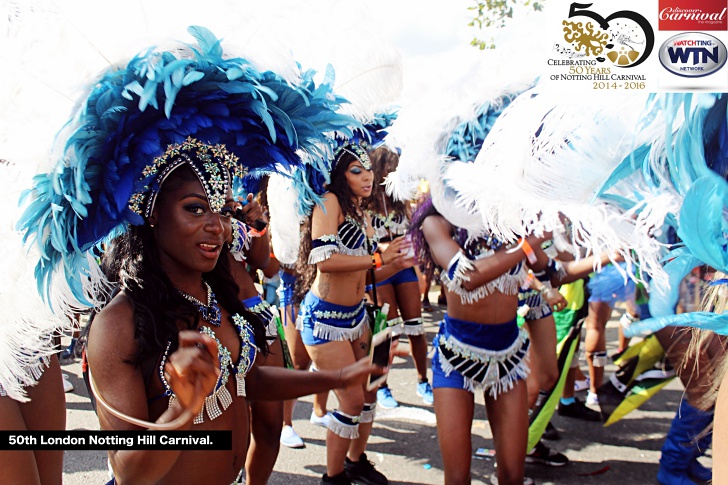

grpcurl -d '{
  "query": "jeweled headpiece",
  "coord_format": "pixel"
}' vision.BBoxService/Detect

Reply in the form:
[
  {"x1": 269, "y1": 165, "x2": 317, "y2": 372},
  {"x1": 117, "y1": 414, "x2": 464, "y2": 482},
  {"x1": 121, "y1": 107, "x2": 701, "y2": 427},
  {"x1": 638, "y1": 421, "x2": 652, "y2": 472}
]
[
  {"x1": 334, "y1": 142, "x2": 372, "y2": 170},
  {"x1": 129, "y1": 137, "x2": 243, "y2": 218}
]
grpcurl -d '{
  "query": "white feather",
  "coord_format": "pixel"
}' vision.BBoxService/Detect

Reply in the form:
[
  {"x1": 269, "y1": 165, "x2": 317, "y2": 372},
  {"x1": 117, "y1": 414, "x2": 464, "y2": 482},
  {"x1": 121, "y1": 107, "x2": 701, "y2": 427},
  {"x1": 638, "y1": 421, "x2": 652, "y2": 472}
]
[{"x1": 268, "y1": 173, "x2": 305, "y2": 266}]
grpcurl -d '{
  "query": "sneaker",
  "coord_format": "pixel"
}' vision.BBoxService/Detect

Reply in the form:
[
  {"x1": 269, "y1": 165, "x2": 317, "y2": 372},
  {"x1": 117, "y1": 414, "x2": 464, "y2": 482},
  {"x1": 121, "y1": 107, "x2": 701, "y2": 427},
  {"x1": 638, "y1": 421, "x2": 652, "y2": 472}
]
[
  {"x1": 60, "y1": 340, "x2": 77, "y2": 363},
  {"x1": 558, "y1": 398, "x2": 602, "y2": 422},
  {"x1": 310, "y1": 411, "x2": 332, "y2": 428},
  {"x1": 322, "y1": 471, "x2": 352, "y2": 485},
  {"x1": 542, "y1": 421, "x2": 560, "y2": 440},
  {"x1": 574, "y1": 377, "x2": 590, "y2": 392},
  {"x1": 422, "y1": 300, "x2": 433, "y2": 312},
  {"x1": 586, "y1": 391, "x2": 599, "y2": 406},
  {"x1": 62, "y1": 373, "x2": 74, "y2": 393},
  {"x1": 490, "y1": 475, "x2": 534, "y2": 485},
  {"x1": 525, "y1": 441, "x2": 569, "y2": 467},
  {"x1": 376, "y1": 386, "x2": 399, "y2": 409},
  {"x1": 345, "y1": 452, "x2": 388, "y2": 485},
  {"x1": 416, "y1": 382, "x2": 434, "y2": 405},
  {"x1": 280, "y1": 425, "x2": 304, "y2": 449}
]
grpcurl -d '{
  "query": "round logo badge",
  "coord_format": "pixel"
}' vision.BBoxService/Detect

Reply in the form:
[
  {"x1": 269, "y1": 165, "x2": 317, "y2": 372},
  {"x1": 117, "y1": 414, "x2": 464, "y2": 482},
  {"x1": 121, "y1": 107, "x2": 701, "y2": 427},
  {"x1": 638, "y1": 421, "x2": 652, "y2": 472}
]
[{"x1": 659, "y1": 32, "x2": 727, "y2": 78}]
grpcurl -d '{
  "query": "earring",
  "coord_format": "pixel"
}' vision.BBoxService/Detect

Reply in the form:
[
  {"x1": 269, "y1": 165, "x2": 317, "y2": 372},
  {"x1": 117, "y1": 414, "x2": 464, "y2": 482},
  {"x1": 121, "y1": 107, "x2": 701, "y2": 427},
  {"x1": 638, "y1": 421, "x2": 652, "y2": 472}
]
[{"x1": 149, "y1": 223, "x2": 155, "y2": 228}]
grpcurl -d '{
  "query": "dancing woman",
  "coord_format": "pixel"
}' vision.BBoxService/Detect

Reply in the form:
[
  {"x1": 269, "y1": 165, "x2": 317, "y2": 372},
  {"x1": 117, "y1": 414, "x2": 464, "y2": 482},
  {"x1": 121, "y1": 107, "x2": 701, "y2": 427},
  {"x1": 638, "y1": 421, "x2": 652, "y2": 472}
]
[
  {"x1": 226, "y1": 196, "x2": 288, "y2": 485},
  {"x1": 0, "y1": 161, "x2": 70, "y2": 485},
  {"x1": 367, "y1": 146, "x2": 432, "y2": 407},
  {"x1": 296, "y1": 143, "x2": 408, "y2": 485},
  {"x1": 16, "y1": 27, "x2": 380, "y2": 485},
  {"x1": 410, "y1": 195, "x2": 547, "y2": 485}
]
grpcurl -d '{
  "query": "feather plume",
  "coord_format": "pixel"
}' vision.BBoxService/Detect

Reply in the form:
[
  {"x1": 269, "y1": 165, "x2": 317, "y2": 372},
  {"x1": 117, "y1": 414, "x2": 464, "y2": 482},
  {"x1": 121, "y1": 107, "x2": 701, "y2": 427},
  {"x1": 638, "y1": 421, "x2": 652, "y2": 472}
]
[
  {"x1": 14, "y1": 25, "x2": 359, "y2": 310},
  {"x1": 268, "y1": 172, "x2": 305, "y2": 266},
  {"x1": 0, "y1": 162, "x2": 77, "y2": 401}
]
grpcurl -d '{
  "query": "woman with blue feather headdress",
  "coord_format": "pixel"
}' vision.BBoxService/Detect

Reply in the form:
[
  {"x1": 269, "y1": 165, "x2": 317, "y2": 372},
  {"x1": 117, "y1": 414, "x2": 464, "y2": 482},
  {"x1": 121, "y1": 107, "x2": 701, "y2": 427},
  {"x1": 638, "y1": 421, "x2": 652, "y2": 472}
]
[
  {"x1": 386, "y1": 39, "x2": 559, "y2": 479},
  {"x1": 604, "y1": 92, "x2": 728, "y2": 485},
  {"x1": 12, "y1": 25, "x2": 392, "y2": 485}
]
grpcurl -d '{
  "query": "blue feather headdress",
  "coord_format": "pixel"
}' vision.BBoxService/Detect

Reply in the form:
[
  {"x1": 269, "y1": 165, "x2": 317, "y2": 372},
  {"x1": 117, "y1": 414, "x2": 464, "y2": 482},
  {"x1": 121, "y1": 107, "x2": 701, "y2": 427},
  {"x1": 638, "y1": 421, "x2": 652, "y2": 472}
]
[
  {"x1": 622, "y1": 93, "x2": 728, "y2": 337},
  {"x1": 17, "y1": 25, "x2": 358, "y2": 307},
  {"x1": 289, "y1": 108, "x2": 398, "y2": 214}
]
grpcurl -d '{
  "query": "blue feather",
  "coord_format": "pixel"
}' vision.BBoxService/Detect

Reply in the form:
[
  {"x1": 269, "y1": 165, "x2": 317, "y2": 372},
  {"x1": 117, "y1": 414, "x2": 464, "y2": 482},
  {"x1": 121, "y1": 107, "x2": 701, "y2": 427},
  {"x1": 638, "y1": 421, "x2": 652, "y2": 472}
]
[{"x1": 17, "y1": 26, "x2": 361, "y2": 305}]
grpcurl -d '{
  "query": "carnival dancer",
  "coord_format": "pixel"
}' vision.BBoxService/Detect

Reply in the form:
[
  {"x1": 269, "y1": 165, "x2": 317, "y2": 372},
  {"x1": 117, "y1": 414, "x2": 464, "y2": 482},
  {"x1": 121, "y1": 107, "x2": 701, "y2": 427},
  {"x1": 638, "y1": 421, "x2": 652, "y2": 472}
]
[
  {"x1": 226, "y1": 193, "x2": 289, "y2": 484},
  {"x1": 616, "y1": 93, "x2": 728, "y2": 485},
  {"x1": 517, "y1": 270, "x2": 569, "y2": 466},
  {"x1": 367, "y1": 146, "x2": 433, "y2": 408},
  {"x1": 16, "y1": 27, "x2": 384, "y2": 485},
  {"x1": 0, "y1": 161, "x2": 69, "y2": 485},
  {"x1": 409, "y1": 194, "x2": 549, "y2": 485},
  {"x1": 295, "y1": 142, "x2": 409, "y2": 485},
  {"x1": 266, "y1": 172, "x2": 334, "y2": 448}
]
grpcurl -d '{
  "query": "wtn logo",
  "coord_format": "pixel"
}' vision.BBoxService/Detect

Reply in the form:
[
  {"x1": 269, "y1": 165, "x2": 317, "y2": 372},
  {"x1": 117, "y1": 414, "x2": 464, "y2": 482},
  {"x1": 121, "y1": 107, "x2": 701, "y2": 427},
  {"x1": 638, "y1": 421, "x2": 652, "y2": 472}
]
[
  {"x1": 659, "y1": 32, "x2": 727, "y2": 77},
  {"x1": 668, "y1": 44, "x2": 720, "y2": 64}
]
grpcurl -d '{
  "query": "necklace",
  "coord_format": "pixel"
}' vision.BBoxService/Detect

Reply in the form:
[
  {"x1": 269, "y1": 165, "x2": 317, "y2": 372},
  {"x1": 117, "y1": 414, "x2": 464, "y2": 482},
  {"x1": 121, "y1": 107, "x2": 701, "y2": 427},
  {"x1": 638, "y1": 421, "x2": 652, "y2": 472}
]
[{"x1": 178, "y1": 281, "x2": 222, "y2": 327}]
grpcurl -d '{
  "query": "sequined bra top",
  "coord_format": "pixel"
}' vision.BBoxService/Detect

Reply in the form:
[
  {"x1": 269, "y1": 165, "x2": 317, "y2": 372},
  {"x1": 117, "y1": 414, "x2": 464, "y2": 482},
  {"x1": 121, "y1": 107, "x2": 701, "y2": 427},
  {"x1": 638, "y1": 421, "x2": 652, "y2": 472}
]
[
  {"x1": 441, "y1": 230, "x2": 529, "y2": 304},
  {"x1": 158, "y1": 314, "x2": 257, "y2": 424},
  {"x1": 370, "y1": 211, "x2": 408, "y2": 240},
  {"x1": 308, "y1": 215, "x2": 378, "y2": 264}
]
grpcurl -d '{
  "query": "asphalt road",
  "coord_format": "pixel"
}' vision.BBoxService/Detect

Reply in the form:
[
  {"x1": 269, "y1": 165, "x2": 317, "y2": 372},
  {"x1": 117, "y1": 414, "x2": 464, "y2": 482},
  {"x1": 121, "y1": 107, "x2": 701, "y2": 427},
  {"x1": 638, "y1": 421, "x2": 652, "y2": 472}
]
[{"x1": 60, "y1": 295, "x2": 709, "y2": 484}]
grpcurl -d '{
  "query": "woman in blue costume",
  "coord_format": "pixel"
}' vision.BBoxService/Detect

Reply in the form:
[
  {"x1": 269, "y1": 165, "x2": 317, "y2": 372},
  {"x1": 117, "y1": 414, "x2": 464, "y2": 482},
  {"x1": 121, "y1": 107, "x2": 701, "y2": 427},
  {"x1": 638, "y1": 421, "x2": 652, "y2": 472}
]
[
  {"x1": 410, "y1": 194, "x2": 548, "y2": 485},
  {"x1": 367, "y1": 146, "x2": 433, "y2": 408},
  {"x1": 227, "y1": 196, "x2": 290, "y2": 484},
  {"x1": 296, "y1": 142, "x2": 409, "y2": 485},
  {"x1": 16, "y1": 27, "x2": 382, "y2": 485},
  {"x1": 583, "y1": 262, "x2": 637, "y2": 405}
]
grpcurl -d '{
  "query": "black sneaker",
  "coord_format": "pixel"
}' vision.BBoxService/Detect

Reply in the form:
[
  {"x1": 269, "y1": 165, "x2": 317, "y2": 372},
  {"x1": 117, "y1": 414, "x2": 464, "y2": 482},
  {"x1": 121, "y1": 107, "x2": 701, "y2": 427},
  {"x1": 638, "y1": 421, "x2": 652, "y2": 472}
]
[
  {"x1": 525, "y1": 441, "x2": 569, "y2": 467},
  {"x1": 322, "y1": 471, "x2": 352, "y2": 485},
  {"x1": 345, "y1": 453, "x2": 388, "y2": 485},
  {"x1": 558, "y1": 398, "x2": 602, "y2": 422},
  {"x1": 542, "y1": 421, "x2": 560, "y2": 440}
]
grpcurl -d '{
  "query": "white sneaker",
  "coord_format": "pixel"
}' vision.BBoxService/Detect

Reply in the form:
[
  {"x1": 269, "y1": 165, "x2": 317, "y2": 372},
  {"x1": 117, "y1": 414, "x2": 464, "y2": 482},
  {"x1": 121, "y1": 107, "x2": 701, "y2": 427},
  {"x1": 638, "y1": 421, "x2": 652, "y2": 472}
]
[
  {"x1": 62, "y1": 374, "x2": 74, "y2": 393},
  {"x1": 310, "y1": 411, "x2": 331, "y2": 428},
  {"x1": 279, "y1": 425, "x2": 304, "y2": 448},
  {"x1": 586, "y1": 391, "x2": 599, "y2": 405},
  {"x1": 574, "y1": 377, "x2": 590, "y2": 393}
]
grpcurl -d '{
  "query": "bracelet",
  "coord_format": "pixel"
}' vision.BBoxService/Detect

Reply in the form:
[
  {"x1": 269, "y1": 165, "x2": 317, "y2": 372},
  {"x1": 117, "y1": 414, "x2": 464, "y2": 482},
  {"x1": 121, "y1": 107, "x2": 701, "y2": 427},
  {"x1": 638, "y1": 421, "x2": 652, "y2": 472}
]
[
  {"x1": 250, "y1": 226, "x2": 268, "y2": 237},
  {"x1": 372, "y1": 253, "x2": 383, "y2": 269},
  {"x1": 520, "y1": 238, "x2": 538, "y2": 265}
]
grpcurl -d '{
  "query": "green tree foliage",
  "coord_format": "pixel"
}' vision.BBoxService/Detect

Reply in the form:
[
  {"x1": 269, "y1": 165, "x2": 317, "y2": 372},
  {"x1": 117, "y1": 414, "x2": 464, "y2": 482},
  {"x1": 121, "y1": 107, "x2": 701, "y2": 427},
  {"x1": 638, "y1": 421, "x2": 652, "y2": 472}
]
[{"x1": 468, "y1": 0, "x2": 544, "y2": 49}]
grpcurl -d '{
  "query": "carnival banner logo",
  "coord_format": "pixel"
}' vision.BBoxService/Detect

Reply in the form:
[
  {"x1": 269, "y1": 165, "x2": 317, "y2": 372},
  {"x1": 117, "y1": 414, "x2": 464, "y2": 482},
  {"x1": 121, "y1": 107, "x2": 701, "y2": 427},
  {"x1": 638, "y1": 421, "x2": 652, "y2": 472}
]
[
  {"x1": 556, "y1": 3, "x2": 655, "y2": 68},
  {"x1": 546, "y1": 1, "x2": 657, "y2": 92},
  {"x1": 658, "y1": 0, "x2": 728, "y2": 31},
  {"x1": 659, "y1": 32, "x2": 727, "y2": 77}
]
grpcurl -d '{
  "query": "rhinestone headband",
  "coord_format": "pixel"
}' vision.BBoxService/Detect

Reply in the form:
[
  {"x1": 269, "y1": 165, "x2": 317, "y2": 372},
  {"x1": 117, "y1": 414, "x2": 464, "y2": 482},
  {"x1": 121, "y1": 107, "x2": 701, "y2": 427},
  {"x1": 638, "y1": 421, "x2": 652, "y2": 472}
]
[
  {"x1": 334, "y1": 142, "x2": 372, "y2": 170},
  {"x1": 128, "y1": 137, "x2": 247, "y2": 219}
]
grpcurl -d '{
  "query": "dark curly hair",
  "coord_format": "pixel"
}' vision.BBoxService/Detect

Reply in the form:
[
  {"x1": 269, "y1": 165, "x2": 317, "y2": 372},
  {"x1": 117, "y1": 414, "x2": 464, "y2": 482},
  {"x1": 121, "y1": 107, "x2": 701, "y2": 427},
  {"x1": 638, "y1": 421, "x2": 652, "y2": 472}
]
[
  {"x1": 99, "y1": 168, "x2": 268, "y2": 366},
  {"x1": 293, "y1": 149, "x2": 372, "y2": 303}
]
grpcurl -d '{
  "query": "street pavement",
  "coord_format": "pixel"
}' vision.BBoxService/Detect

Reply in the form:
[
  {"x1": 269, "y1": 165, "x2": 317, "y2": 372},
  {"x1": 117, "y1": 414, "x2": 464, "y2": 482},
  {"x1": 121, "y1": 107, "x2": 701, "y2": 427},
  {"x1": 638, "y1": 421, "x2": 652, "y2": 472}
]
[{"x1": 60, "y1": 294, "x2": 710, "y2": 484}]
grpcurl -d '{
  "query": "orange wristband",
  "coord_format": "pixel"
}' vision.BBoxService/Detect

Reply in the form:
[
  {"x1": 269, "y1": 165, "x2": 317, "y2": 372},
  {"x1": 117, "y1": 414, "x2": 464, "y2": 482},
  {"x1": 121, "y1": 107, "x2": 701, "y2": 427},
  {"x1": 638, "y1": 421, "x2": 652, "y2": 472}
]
[
  {"x1": 520, "y1": 238, "x2": 538, "y2": 265},
  {"x1": 372, "y1": 253, "x2": 383, "y2": 269},
  {"x1": 250, "y1": 226, "x2": 268, "y2": 237}
]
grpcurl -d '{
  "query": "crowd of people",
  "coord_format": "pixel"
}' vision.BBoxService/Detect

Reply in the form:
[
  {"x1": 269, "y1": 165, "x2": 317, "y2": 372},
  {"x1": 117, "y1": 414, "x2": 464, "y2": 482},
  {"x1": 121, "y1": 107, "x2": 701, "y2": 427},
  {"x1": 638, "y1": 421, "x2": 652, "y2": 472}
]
[{"x1": 1, "y1": 12, "x2": 727, "y2": 485}]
